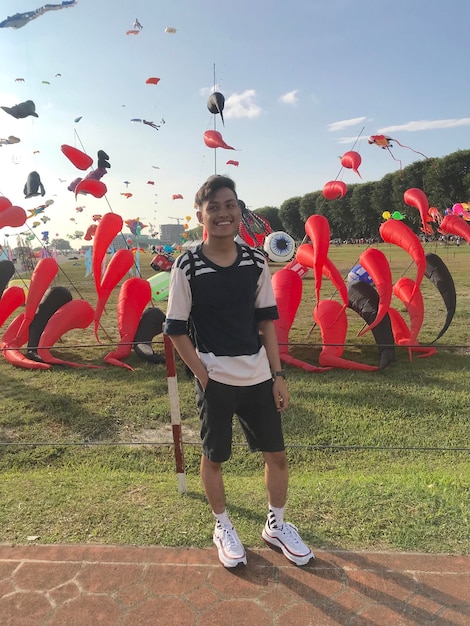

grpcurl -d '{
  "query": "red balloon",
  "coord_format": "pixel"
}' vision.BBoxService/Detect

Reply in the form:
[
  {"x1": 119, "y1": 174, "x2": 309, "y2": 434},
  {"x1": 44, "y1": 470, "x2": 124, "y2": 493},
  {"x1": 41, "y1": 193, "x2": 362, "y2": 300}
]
[
  {"x1": 439, "y1": 214, "x2": 470, "y2": 243},
  {"x1": 393, "y1": 277, "x2": 424, "y2": 345},
  {"x1": 1, "y1": 314, "x2": 51, "y2": 369},
  {"x1": 37, "y1": 300, "x2": 97, "y2": 367},
  {"x1": 2, "y1": 313, "x2": 25, "y2": 347},
  {"x1": 0, "y1": 197, "x2": 13, "y2": 212},
  {"x1": 314, "y1": 300, "x2": 379, "y2": 371},
  {"x1": 272, "y1": 269, "x2": 303, "y2": 356},
  {"x1": 304, "y1": 215, "x2": 330, "y2": 303},
  {"x1": 0, "y1": 286, "x2": 25, "y2": 328},
  {"x1": 92, "y1": 212, "x2": 124, "y2": 298},
  {"x1": 340, "y1": 151, "x2": 362, "y2": 178},
  {"x1": 203, "y1": 130, "x2": 235, "y2": 150},
  {"x1": 61, "y1": 144, "x2": 94, "y2": 170},
  {"x1": 323, "y1": 257, "x2": 348, "y2": 306},
  {"x1": 75, "y1": 179, "x2": 107, "y2": 198},
  {"x1": 388, "y1": 307, "x2": 436, "y2": 359},
  {"x1": 356, "y1": 248, "x2": 392, "y2": 337},
  {"x1": 103, "y1": 277, "x2": 152, "y2": 370},
  {"x1": 379, "y1": 219, "x2": 426, "y2": 301},
  {"x1": 271, "y1": 268, "x2": 330, "y2": 372},
  {"x1": 296, "y1": 245, "x2": 348, "y2": 307},
  {"x1": 0, "y1": 261, "x2": 59, "y2": 370},
  {"x1": 0, "y1": 205, "x2": 27, "y2": 229},
  {"x1": 16, "y1": 257, "x2": 59, "y2": 345},
  {"x1": 84, "y1": 224, "x2": 98, "y2": 240},
  {"x1": 94, "y1": 248, "x2": 135, "y2": 342},
  {"x1": 404, "y1": 188, "x2": 430, "y2": 234},
  {"x1": 322, "y1": 180, "x2": 348, "y2": 200}
]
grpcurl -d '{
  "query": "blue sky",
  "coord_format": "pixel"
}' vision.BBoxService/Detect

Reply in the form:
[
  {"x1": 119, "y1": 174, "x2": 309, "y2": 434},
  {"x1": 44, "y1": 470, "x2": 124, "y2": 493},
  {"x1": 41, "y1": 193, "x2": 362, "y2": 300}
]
[{"x1": 1, "y1": 0, "x2": 469, "y2": 247}]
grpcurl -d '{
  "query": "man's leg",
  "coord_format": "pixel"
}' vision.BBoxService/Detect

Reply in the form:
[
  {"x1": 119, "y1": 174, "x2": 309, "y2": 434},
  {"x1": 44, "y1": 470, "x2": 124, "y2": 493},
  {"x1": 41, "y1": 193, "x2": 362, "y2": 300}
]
[
  {"x1": 263, "y1": 450, "x2": 288, "y2": 507},
  {"x1": 200, "y1": 454, "x2": 226, "y2": 513},
  {"x1": 262, "y1": 450, "x2": 313, "y2": 565},
  {"x1": 201, "y1": 454, "x2": 247, "y2": 567}
]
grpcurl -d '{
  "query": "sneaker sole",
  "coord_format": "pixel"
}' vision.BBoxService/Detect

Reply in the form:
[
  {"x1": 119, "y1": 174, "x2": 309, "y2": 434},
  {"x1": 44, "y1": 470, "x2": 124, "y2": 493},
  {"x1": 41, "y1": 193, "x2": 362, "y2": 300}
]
[
  {"x1": 213, "y1": 537, "x2": 247, "y2": 568},
  {"x1": 262, "y1": 529, "x2": 314, "y2": 566}
]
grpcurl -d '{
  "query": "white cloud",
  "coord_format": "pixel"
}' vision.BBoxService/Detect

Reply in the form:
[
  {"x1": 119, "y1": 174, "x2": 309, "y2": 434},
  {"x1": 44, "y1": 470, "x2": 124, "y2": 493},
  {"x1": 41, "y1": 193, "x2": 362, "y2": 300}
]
[
  {"x1": 378, "y1": 118, "x2": 470, "y2": 133},
  {"x1": 279, "y1": 90, "x2": 299, "y2": 105},
  {"x1": 199, "y1": 84, "x2": 222, "y2": 97},
  {"x1": 224, "y1": 90, "x2": 262, "y2": 119},
  {"x1": 336, "y1": 136, "x2": 369, "y2": 145},
  {"x1": 328, "y1": 116, "x2": 367, "y2": 132}
]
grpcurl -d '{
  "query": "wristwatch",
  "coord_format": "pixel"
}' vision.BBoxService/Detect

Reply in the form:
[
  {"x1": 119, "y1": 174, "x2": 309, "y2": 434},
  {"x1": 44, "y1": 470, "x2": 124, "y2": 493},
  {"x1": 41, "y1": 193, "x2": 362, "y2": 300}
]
[{"x1": 272, "y1": 369, "x2": 286, "y2": 380}]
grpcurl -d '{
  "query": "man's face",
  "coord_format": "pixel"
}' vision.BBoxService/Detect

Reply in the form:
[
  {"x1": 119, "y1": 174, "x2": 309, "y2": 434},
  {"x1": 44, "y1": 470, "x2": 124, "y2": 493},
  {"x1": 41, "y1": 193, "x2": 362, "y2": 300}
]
[{"x1": 197, "y1": 187, "x2": 241, "y2": 239}]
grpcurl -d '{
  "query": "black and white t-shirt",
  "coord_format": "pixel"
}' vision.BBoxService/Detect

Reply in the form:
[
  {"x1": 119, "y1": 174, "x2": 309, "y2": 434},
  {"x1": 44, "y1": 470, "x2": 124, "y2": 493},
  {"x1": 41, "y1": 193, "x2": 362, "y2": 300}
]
[{"x1": 164, "y1": 243, "x2": 278, "y2": 386}]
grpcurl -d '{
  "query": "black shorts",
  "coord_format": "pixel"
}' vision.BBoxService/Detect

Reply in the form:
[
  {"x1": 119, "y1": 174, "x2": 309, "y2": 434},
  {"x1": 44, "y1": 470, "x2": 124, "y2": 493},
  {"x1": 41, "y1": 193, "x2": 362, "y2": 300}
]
[{"x1": 195, "y1": 378, "x2": 285, "y2": 463}]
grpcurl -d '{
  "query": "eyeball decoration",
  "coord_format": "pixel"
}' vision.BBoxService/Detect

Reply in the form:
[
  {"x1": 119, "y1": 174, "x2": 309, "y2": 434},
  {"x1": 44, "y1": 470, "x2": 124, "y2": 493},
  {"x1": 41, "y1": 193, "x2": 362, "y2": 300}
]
[{"x1": 263, "y1": 231, "x2": 295, "y2": 263}]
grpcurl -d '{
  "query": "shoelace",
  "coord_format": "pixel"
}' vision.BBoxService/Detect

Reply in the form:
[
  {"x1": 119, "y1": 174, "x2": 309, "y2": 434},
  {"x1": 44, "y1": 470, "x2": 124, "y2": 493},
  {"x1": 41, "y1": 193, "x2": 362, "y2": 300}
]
[
  {"x1": 217, "y1": 525, "x2": 241, "y2": 550},
  {"x1": 276, "y1": 522, "x2": 304, "y2": 546},
  {"x1": 222, "y1": 527, "x2": 241, "y2": 549}
]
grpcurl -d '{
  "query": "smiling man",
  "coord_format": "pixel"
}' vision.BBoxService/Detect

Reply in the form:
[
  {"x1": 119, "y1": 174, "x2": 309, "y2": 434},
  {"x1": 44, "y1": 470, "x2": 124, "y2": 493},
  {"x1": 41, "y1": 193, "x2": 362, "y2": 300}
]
[{"x1": 164, "y1": 175, "x2": 313, "y2": 569}]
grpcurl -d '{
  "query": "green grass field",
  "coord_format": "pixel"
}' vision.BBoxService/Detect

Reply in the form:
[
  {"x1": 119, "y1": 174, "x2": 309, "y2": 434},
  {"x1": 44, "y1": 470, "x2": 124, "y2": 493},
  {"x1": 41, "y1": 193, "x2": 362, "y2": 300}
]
[{"x1": 0, "y1": 242, "x2": 469, "y2": 553}]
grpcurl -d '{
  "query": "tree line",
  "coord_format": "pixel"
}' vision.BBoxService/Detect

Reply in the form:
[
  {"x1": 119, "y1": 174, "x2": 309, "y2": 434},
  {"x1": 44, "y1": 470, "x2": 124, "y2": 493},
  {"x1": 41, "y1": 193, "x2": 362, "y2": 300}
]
[{"x1": 257, "y1": 150, "x2": 470, "y2": 242}]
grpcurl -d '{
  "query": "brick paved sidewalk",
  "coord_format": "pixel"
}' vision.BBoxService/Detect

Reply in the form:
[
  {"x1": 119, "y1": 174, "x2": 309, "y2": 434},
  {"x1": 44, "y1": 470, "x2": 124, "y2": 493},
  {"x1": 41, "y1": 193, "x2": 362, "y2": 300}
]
[{"x1": 0, "y1": 544, "x2": 469, "y2": 625}]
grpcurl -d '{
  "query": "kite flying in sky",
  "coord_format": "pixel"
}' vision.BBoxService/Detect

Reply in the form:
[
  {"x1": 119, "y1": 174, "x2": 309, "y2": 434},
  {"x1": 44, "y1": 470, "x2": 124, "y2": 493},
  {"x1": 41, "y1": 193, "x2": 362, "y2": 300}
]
[
  {"x1": 0, "y1": 136, "x2": 20, "y2": 147},
  {"x1": 1, "y1": 100, "x2": 38, "y2": 119},
  {"x1": 0, "y1": 1, "x2": 77, "y2": 29},
  {"x1": 131, "y1": 119, "x2": 165, "y2": 131},
  {"x1": 368, "y1": 134, "x2": 430, "y2": 169}
]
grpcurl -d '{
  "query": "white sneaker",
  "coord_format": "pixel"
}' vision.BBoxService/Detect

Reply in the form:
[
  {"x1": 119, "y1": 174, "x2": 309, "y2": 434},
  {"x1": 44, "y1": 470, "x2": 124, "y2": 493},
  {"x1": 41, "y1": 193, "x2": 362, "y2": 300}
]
[
  {"x1": 262, "y1": 513, "x2": 314, "y2": 566},
  {"x1": 213, "y1": 522, "x2": 247, "y2": 568}
]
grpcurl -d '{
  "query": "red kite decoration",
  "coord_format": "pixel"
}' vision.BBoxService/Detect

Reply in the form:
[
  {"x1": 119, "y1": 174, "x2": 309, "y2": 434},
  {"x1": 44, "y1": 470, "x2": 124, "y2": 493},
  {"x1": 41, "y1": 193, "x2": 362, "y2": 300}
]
[
  {"x1": 272, "y1": 268, "x2": 330, "y2": 372},
  {"x1": 61, "y1": 144, "x2": 93, "y2": 171},
  {"x1": 0, "y1": 286, "x2": 25, "y2": 328},
  {"x1": 295, "y1": 244, "x2": 348, "y2": 307},
  {"x1": 103, "y1": 277, "x2": 152, "y2": 370},
  {"x1": 37, "y1": 300, "x2": 98, "y2": 368},
  {"x1": 356, "y1": 248, "x2": 392, "y2": 337},
  {"x1": 404, "y1": 188, "x2": 432, "y2": 234},
  {"x1": 379, "y1": 219, "x2": 426, "y2": 300},
  {"x1": 0, "y1": 204, "x2": 27, "y2": 229},
  {"x1": 439, "y1": 214, "x2": 470, "y2": 243},
  {"x1": 388, "y1": 307, "x2": 436, "y2": 359},
  {"x1": 322, "y1": 180, "x2": 347, "y2": 200},
  {"x1": 203, "y1": 130, "x2": 235, "y2": 150},
  {"x1": 94, "y1": 249, "x2": 135, "y2": 342},
  {"x1": 84, "y1": 224, "x2": 98, "y2": 240},
  {"x1": 92, "y1": 213, "x2": 124, "y2": 298},
  {"x1": 304, "y1": 215, "x2": 331, "y2": 303},
  {"x1": 393, "y1": 277, "x2": 424, "y2": 346},
  {"x1": 75, "y1": 179, "x2": 107, "y2": 199},
  {"x1": 340, "y1": 151, "x2": 362, "y2": 178},
  {"x1": 314, "y1": 300, "x2": 379, "y2": 371}
]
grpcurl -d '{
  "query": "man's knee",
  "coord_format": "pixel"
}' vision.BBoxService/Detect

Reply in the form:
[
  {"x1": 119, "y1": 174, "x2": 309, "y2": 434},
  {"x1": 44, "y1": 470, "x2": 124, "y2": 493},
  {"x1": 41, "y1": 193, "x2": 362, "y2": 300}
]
[
  {"x1": 264, "y1": 450, "x2": 288, "y2": 471},
  {"x1": 201, "y1": 455, "x2": 223, "y2": 473}
]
